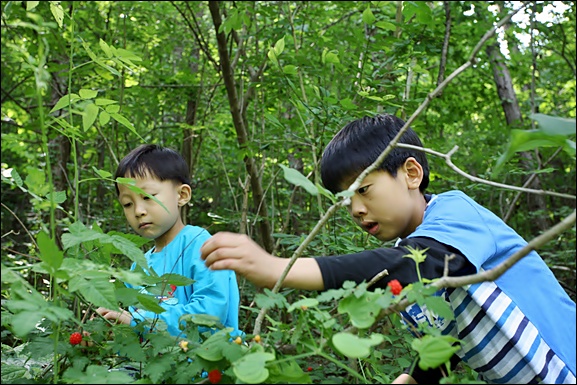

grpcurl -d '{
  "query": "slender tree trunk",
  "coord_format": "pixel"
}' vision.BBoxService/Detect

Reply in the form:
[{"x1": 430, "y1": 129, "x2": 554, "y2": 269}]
[
  {"x1": 208, "y1": 1, "x2": 274, "y2": 252},
  {"x1": 181, "y1": 43, "x2": 201, "y2": 224},
  {"x1": 486, "y1": 43, "x2": 552, "y2": 231}
]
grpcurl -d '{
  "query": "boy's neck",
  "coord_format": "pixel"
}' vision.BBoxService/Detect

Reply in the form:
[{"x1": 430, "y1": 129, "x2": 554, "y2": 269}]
[{"x1": 154, "y1": 221, "x2": 186, "y2": 253}]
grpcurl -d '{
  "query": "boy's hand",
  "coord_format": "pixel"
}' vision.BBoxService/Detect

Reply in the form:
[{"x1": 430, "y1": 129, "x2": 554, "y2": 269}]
[
  {"x1": 200, "y1": 232, "x2": 281, "y2": 288},
  {"x1": 95, "y1": 307, "x2": 133, "y2": 325},
  {"x1": 201, "y1": 232, "x2": 324, "y2": 290}
]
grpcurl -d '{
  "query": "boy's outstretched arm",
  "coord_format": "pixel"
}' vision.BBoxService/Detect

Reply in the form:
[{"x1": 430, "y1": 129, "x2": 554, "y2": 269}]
[{"x1": 200, "y1": 232, "x2": 324, "y2": 291}]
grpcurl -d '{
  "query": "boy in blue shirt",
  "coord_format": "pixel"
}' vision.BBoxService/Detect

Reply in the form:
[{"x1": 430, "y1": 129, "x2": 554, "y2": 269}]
[
  {"x1": 200, "y1": 114, "x2": 576, "y2": 384},
  {"x1": 96, "y1": 144, "x2": 240, "y2": 338}
]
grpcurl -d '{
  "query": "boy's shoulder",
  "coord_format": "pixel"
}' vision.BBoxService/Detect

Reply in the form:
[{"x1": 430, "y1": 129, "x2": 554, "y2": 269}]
[{"x1": 427, "y1": 190, "x2": 478, "y2": 212}]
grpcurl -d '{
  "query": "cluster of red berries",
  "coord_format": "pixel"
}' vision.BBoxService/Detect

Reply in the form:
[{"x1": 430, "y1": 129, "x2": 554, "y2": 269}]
[
  {"x1": 387, "y1": 279, "x2": 403, "y2": 295},
  {"x1": 69, "y1": 332, "x2": 83, "y2": 345}
]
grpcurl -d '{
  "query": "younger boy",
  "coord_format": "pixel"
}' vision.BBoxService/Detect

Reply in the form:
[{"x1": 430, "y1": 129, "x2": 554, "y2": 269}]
[
  {"x1": 200, "y1": 114, "x2": 576, "y2": 384},
  {"x1": 96, "y1": 144, "x2": 240, "y2": 338}
]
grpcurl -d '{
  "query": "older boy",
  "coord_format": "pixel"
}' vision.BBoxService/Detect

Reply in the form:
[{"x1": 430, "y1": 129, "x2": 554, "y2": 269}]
[
  {"x1": 96, "y1": 144, "x2": 240, "y2": 338},
  {"x1": 200, "y1": 114, "x2": 576, "y2": 384}
]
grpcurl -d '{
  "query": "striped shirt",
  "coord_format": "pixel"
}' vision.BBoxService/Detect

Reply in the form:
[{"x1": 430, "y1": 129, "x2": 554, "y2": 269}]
[{"x1": 402, "y1": 191, "x2": 576, "y2": 383}]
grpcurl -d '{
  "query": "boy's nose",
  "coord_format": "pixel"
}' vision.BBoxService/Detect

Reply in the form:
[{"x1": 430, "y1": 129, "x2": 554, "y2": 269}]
[
  {"x1": 349, "y1": 196, "x2": 367, "y2": 219},
  {"x1": 134, "y1": 202, "x2": 147, "y2": 217}
]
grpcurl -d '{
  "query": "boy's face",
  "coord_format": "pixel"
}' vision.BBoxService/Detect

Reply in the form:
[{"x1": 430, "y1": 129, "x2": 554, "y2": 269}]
[
  {"x1": 341, "y1": 159, "x2": 426, "y2": 242},
  {"x1": 117, "y1": 173, "x2": 190, "y2": 249}
]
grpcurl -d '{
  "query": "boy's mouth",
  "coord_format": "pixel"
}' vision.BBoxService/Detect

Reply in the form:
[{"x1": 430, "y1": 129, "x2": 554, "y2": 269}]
[
  {"x1": 362, "y1": 221, "x2": 379, "y2": 235},
  {"x1": 139, "y1": 222, "x2": 152, "y2": 229}
]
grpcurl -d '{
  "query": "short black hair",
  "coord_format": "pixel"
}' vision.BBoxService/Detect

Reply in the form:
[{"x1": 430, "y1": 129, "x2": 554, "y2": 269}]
[
  {"x1": 114, "y1": 144, "x2": 191, "y2": 195},
  {"x1": 320, "y1": 113, "x2": 429, "y2": 194}
]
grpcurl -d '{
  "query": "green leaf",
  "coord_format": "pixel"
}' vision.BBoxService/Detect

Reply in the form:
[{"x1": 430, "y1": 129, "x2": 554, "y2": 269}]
[
  {"x1": 105, "y1": 104, "x2": 120, "y2": 113},
  {"x1": 98, "y1": 110, "x2": 110, "y2": 125},
  {"x1": 83, "y1": 102, "x2": 99, "y2": 131},
  {"x1": 233, "y1": 351, "x2": 276, "y2": 383},
  {"x1": 50, "y1": 93, "x2": 80, "y2": 113},
  {"x1": 111, "y1": 324, "x2": 147, "y2": 361},
  {"x1": 339, "y1": 97, "x2": 356, "y2": 110},
  {"x1": 322, "y1": 49, "x2": 340, "y2": 65},
  {"x1": 160, "y1": 273, "x2": 195, "y2": 287},
  {"x1": 422, "y1": 295, "x2": 454, "y2": 321},
  {"x1": 108, "y1": 234, "x2": 148, "y2": 270},
  {"x1": 337, "y1": 291, "x2": 382, "y2": 329},
  {"x1": 267, "y1": 47, "x2": 278, "y2": 63},
  {"x1": 63, "y1": 364, "x2": 134, "y2": 384},
  {"x1": 332, "y1": 332, "x2": 384, "y2": 358},
  {"x1": 99, "y1": 39, "x2": 113, "y2": 58},
  {"x1": 110, "y1": 113, "x2": 143, "y2": 140},
  {"x1": 10, "y1": 168, "x2": 23, "y2": 188},
  {"x1": 26, "y1": 1, "x2": 39, "y2": 11},
  {"x1": 279, "y1": 164, "x2": 318, "y2": 196},
  {"x1": 362, "y1": 5, "x2": 376, "y2": 24},
  {"x1": 49, "y1": 2, "x2": 64, "y2": 28},
  {"x1": 274, "y1": 36, "x2": 285, "y2": 56},
  {"x1": 412, "y1": 335, "x2": 461, "y2": 370},
  {"x1": 10, "y1": 310, "x2": 44, "y2": 337},
  {"x1": 79, "y1": 89, "x2": 99, "y2": 99},
  {"x1": 92, "y1": 167, "x2": 112, "y2": 179},
  {"x1": 493, "y1": 128, "x2": 575, "y2": 176},
  {"x1": 254, "y1": 289, "x2": 289, "y2": 309},
  {"x1": 181, "y1": 313, "x2": 223, "y2": 328},
  {"x1": 136, "y1": 293, "x2": 165, "y2": 314},
  {"x1": 267, "y1": 359, "x2": 312, "y2": 384},
  {"x1": 195, "y1": 330, "x2": 228, "y2": 361},
  {"x1": 68, "y1": 273, "x2": 118, "y2": 310},
  {"x1": 45, "y1": 190, "x2": 67, "y2": 204},
  {"x1": 288, "y1": 297, "x2": 319, "y2": 312},
  {"x1": 375, "y1": 21, "x2": 397, "y2": 31},
  {"x1": 531, "y1": 113, "x2": 576, "y2": 136},
  {"x1": 61, "y1": 224, "x2": 108, "y2": 250},
  {"x1": 283, "y1": 64, "x2": 298, "y2": 75},
  {"x1": 142, "y1": 354, "x2": 173, "y2": 383},
  {"x1": 37, "y1": 231, "x2": 63, "y2": 270},
  {"x1": 95, "y1": 98, "x2": 118, "y2": 106}
]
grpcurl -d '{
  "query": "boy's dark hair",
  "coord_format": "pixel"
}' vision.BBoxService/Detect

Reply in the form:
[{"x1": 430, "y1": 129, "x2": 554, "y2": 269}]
[
  {"x1": 320, "y1": 113, "x2": 429, "y2": 194},
  {"x1": 114, "y1": 144, "x2": 191, "y2": 195}
]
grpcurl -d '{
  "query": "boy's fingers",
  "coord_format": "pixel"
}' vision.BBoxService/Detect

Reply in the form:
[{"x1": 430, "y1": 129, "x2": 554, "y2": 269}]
[{"x1": 201, "y1": 232, "x2": 245, "y2": 261}]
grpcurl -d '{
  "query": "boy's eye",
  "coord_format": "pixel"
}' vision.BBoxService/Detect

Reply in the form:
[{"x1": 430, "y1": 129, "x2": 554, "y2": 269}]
[
  {"x1": 122, "y1": 202, "x2": 132, "y2": 208},
  {"x1": 358, "y1": 186, "x2": 369, "y2": 194}
]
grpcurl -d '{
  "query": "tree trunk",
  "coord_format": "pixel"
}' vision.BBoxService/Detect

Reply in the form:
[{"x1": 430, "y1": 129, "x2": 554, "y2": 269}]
[
  {"x1": 208, "y1": 1, "x2": 274, "y2": 253},
  {"x1": 486, "y1": 43, "x2": 552, "y2": 231}
]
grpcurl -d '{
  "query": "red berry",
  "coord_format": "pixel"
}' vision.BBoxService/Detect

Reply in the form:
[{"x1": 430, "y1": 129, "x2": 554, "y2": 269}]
[
  {"x1": 387, "y1": 279, "x2": 403, "y2": 296},
  {"x1": 69, "y1": 332, "x2": 82, "y2": 345},
  {"x1": 307, "y1": 366, "x2": 313, "y2": 372},
  {"x1": 208, "y1": 369, "x2": 222, "y2": 384}
]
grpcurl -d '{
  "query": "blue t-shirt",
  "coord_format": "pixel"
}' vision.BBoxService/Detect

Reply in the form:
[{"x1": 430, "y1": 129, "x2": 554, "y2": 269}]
[
  {"x1": 405, "y1": 190, "x2": 576, "y2": 383},
  {"x1": 127, "y1": 225, "x2": 240, "y2": 337}
]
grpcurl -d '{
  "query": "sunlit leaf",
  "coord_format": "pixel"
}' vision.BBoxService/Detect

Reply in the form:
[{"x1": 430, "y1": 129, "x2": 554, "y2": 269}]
[
  {"x1": 332, "y1": 332, "x2": 384, "y2": 358},
  {"x1": 279, "y1": 164, "x2": 318, "y2": 196}
]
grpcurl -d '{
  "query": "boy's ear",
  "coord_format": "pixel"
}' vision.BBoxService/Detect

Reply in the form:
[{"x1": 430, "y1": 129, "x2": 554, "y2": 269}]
[
  {"x1": 403, "y1": 157, "x2": 423, "y2": 190},
  {"x1": 177, "y1": 184, "x2": 192, "y2": 207}
]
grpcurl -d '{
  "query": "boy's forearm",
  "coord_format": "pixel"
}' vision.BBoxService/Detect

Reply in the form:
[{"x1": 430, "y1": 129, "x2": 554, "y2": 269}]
[{"x1": 280, "y1": 258, "x2": 324, "y2": 291}]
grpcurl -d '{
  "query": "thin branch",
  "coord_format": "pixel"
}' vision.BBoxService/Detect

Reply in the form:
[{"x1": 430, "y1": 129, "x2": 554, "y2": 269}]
[
  {"x1": 436, "y1": 1, "x2": 451, "y2": 89},
  {"x1": 1, "y1": 202, "x2": 39, "y2": 250},
  {"x1": 396, "y1": 143, "x2": 576, "y2": 200}
]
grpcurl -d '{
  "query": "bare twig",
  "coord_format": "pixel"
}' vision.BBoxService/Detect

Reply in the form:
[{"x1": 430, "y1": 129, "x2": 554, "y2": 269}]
[
  {"x1": 1, "y1": 202, "x2": 39, "y2": 250},
  {"x1": 396, "y1": 143, "x2": 575, "y2": 200}
]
